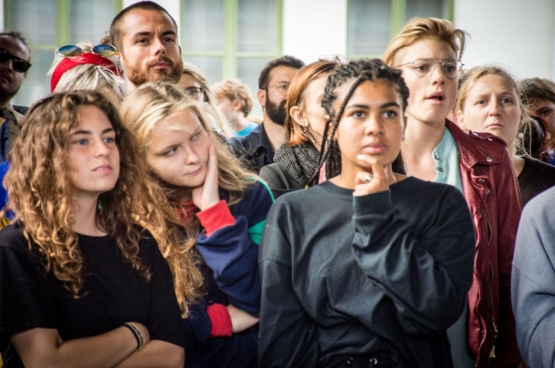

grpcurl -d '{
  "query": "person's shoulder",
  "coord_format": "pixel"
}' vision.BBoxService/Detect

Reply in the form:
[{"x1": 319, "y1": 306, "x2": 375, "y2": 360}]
[
  {"x1": 0, "y1": 222, "x2": 28, "y2": 250},
  {"x1": 523, "y1": 185, "x2": 555, "y2": 216}
]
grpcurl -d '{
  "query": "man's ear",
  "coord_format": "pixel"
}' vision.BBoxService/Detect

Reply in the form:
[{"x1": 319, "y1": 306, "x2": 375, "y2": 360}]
[{"x1": 257, "y1": 89, "x2": 266, "y2": 107}]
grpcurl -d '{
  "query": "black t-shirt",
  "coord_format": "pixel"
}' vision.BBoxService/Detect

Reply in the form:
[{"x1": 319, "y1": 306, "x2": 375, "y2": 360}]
[
  {"x1": 518, "y1": 156, "x2": 555, "y2": 207},
  {"x1": 0, "y1": 223, "x2": 186, "y2": 367}
]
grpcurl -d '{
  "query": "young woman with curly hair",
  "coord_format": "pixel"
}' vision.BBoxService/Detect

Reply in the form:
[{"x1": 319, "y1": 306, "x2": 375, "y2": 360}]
[
  {"x1": 0, "y1": 91, "x2": 190, "y2": 368},
  {"x1": 120, "y1": 82, "x2": 274, "y2": 368},
  {"x1": 259, "y1": 59, "x2": 475, "y2": 368}
]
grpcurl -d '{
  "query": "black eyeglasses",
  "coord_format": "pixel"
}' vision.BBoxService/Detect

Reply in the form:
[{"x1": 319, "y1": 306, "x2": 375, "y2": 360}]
[{"x1": 0, "y1": 47, "x2": 31, "y2": 73}]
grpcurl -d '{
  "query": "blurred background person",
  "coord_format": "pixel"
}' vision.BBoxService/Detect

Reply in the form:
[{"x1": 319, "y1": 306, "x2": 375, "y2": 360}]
[
  {"x1": 212, "y1": 79, "x2": 257, "y2": 137},
  {"x1": 260, "y1": 59, "x2": 338, "y2": 198},
  {"x1": 177, "y1": 62, "x2": 234, "y2": 138},
  {"x1": 230, "y1": 55, "x2": 304, "y2": 173},
  {"x1": 518, "y1": 77, "x2": 555, "y2": 164}
]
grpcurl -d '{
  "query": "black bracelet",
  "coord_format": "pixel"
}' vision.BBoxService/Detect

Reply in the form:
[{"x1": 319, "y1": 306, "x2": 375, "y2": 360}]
[{"x1": 123, "y1": 322, "x2": 145, "y2": 351}]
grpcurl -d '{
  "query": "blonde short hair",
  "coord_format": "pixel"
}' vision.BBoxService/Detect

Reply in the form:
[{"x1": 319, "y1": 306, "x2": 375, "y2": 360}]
[
  {"x1": 382, "y1": 17, "x2": 468, "y2": 66},
  {"x1": 212, "y1": 79, "x2": 254, "y2": 117}
]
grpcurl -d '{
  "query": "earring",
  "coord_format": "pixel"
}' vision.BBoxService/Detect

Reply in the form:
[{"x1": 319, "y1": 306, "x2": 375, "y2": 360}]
[{"x1": 302, "y1": 127, "x2": 308, "y2": 135}]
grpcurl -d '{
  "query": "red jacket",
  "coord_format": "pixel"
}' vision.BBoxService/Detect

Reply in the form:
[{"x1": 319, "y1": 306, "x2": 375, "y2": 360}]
[{"x1": 447, "y1": 120, "x2": 522, "y2": 367}]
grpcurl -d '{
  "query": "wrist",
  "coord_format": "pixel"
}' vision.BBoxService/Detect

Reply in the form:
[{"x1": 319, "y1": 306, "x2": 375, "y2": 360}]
[{"x1": 123, "y1": 322, "x2": 145, "y2": 351}]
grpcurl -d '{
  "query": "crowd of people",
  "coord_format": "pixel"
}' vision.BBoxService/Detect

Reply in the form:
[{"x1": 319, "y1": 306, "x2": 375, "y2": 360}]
[{"x1": 0, "y1": 1, "x2": 554, "y2": 368}]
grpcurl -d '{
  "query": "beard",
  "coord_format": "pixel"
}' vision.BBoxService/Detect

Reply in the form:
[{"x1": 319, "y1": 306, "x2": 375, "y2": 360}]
[
  {"x1": 265, "y1": 94, "x2": 287, "y2": 126},
  {"x1": 124, "y1": 56, "x2": 183, "y2": 86}
]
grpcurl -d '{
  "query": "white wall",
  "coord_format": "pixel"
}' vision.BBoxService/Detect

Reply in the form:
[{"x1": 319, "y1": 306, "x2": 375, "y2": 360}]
[
  {"x1": 282, "y1": 0, "x2": 347, "y2": 64},
  {"x1": 455, "y1": 0, "x2": 555, "y2": 80}
]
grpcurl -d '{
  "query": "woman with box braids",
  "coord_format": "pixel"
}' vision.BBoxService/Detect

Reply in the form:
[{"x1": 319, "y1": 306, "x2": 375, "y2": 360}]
[{"x1": 259, "y1": 58, "x2": 475, "y2": 368}]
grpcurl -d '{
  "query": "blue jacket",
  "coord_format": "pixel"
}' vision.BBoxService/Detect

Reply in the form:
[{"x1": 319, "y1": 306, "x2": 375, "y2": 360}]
[{"x1": 183, "y1": 180, "x2": 273, "y2": 368}]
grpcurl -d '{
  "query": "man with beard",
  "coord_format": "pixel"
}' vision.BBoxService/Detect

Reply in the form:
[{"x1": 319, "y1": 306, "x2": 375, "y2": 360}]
[
  {"x1": 230, "y1": 55, "x2": 304, "y2": 173},
  {"x1": 109, "y1": 1, "x2": 183, "y2": 90}
]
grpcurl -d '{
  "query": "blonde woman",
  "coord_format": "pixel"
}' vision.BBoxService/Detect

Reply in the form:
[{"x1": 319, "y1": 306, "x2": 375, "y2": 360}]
[
  {"x1": 383, "y1": 18, "x2": 522, "y2": 367},
  {"x1": 120, "y1": 81, "x2": 274, "y2": 368},
  {"x1": 0, "y1": 91, "x2": 186, "y2": 367}
]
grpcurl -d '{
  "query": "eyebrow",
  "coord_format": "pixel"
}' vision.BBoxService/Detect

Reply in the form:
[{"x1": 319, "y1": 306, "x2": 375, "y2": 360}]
[
  {"x1": 72, "y1": 128, "x2": 115, "y2": 136},
  {"x1": 346, "y1": 102, "x2": 400, "y2": 109}
]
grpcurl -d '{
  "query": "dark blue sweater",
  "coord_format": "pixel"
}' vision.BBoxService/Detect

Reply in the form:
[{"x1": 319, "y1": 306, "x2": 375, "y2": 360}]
[{"x1": 183, "y1": 180, "x2": 273, "y2": 368}]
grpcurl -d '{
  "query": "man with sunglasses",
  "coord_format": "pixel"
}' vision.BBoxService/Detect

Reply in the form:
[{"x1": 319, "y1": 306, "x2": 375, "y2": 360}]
[
  {"x1": 230, "y1": 55, "x2": 304, "y2": 173},
  {"x1": 0, "y1": 31, "x2": 31, "y2": 162},
  {"x1": 109, "y1": 1, "x2": 183, "y2": 90}
]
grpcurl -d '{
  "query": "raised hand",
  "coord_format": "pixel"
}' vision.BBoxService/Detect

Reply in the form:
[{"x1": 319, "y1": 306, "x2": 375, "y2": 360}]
[
  {"x1": 192, "y1": 142, "x2": 220, "y2": 211},
  {"x1": 353, "y1": 154, "x2": 391, "y2": 196}
]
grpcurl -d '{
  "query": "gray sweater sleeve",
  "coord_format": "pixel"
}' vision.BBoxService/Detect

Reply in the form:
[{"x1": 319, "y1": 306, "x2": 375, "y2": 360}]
[
  {"x1": 258, "y1": 208, "x2": 319, "y2": 368},
  {"x1": 512, "y1": 189, "x2": 555, "y2": 368},
  {"x1": 351, "y1": 186, "x2": 475, "y2": 336}
]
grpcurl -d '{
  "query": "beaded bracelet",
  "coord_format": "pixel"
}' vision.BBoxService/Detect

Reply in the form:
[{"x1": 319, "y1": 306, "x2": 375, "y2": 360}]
[{"x1": 123, "y1": 322, "x2": 145, "y2": 351}]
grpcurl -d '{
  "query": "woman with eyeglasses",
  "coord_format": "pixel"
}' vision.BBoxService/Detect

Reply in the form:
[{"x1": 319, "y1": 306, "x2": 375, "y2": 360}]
[
  {"x1": 383, "y1": 18, "x2": 522, "y2": 368},
  {"x1": 177, "y1": 62, "x2": 235, "y2": 138},
  {"x1": 259, "y1": 59, "x2": 340, "y2": 198},
  {"x1": 49, "y1": 41, "x2": 126, "y2": 106}
]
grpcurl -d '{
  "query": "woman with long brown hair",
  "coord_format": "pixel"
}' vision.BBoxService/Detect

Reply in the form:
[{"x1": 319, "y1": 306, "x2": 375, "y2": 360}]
[{"x1": 0, "y1": 91, "x2": 188, "y2": 368}]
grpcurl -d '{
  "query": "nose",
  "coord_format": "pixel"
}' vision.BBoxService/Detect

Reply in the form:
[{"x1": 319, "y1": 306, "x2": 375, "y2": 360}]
[
  {"x1": 0, "y1": 58, "x2": 13, "y2": 71},
  {"x1": 94, "y1": 139, "x2": 111, "y2": 157},
  {"x1": 153, "y1": 38, "x2": 167, "y2": 55},
  {"x1": 489, "y1": 98, "x2": 501, "y2": 116},
  {"x1": 183, "y1": 145, "x2": 199, "y2": 165},
  {"x1": 430, "y1": 62, "x2": 445, "y2": 84},
  {"x1": 364, "y1": 113, "x2": 384, "y2": 136}
]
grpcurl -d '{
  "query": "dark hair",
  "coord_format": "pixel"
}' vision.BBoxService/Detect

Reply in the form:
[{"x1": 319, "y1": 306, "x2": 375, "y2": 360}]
[
  {"x1": 109, "y1": 1, "x2": 178, "y2": 52},
  {"x1": 0, "y1": 31, "x2": 30, "y2": 62},
  {"x1": 285, "y1": 59, "x2": 340, "y2": 146},
  {"x1": 258, "y1": 55, "x2": 305, "y2": 90},
  {"x1": 518, "y1": 77, "x2": 555, "y2": 106},
  {"x1": 518, "y1": 116, "x2": 549, "y2": 160},
  {"x1": 309, "y1": 58, "x2": 410, "y2": 184}
]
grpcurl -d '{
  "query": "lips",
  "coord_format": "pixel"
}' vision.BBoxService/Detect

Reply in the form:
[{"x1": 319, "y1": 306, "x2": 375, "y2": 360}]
[
  {"x1": 426, "y1": 91, "x2": 446, "y2": 102},
  {"x1": 0, "y1": 73, "x2": 12, "y2": 83},
  {"x1": 185, "y1": 166, "x2": 202, "y2": 176},
  {"x1": 362, "y1": 142, "x2": 386, "y2": 154},
  {"x1": 93, "y1": 165, "x2": 113, "y2": 173}
]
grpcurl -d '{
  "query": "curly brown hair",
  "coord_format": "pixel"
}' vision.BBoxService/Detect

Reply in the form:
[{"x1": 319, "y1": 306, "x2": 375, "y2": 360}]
[{"x1": 4, "y1": 90, "x2": 152, "y2": 299}]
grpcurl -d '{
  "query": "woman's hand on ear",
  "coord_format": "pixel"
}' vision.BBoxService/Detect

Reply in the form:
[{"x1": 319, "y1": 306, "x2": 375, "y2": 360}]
[{"x1": 192, "y1": 143, "x2": 220, "y2": 211}]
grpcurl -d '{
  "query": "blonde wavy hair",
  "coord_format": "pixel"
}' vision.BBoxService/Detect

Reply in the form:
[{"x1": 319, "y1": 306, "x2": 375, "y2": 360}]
[
  {"x1": 4, "y1": 91, "x2": 150, "y2": 299},
  {"x1": 382, "y1": 17, "x2": 468, "y2": 67},
  {"x1": 120, "y1": 82, "x2": 256, "y2": 308}
]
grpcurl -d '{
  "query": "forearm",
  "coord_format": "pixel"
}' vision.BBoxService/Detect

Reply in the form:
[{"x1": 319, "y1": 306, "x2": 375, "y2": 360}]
[
  {"x1": 114, "y1": 340, "x2": 185, "y2": 368},
  {"x1": 352, "y1": 190, "x2": 475, "y2": 334},
  {"x1": 11, "y1": 326, "x2": 137, "y2": 368}
]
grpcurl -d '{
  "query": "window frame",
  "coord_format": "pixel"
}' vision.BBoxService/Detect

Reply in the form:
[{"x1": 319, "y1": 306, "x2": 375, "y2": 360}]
[
  {"x1": 346, "y1": 0, "x2": 454, "y2": 59},
  {"x1": 180, "y1": 0, "x2": 284, "y2": 80}
]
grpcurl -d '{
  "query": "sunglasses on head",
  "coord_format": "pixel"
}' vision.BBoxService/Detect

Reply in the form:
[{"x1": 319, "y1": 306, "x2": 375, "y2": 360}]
[
  {"x1": 57, "y1": 44, "x2": 118, "y2": 58},
  {"x1": 0, "y1": 47, "x2": 31, "y2": 73}
]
